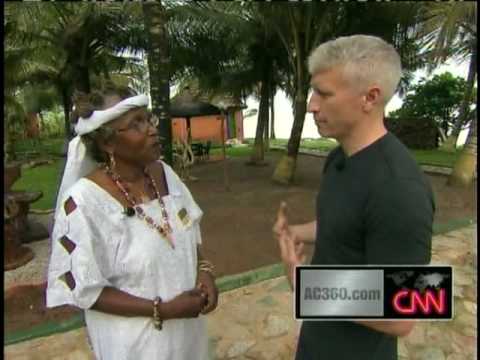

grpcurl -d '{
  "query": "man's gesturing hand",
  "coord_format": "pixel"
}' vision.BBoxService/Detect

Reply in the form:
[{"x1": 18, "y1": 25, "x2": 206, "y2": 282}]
[
  {"x1": 274, "y1": 202, "x2": 306, "y2": 289},
  {"x1": 273, "y1": 201, "x2": 289, "y2": 240}
]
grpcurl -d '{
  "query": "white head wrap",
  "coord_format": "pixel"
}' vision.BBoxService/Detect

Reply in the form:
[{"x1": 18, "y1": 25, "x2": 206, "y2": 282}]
[{"x1": 54, "y1": 94, "x2": 149, "y2": 216}]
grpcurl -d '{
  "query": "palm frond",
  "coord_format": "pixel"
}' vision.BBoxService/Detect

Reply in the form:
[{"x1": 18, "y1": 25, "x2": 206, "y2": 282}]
[{"x1": 418, "y1": 2, "x2": 476, "y2": 72}]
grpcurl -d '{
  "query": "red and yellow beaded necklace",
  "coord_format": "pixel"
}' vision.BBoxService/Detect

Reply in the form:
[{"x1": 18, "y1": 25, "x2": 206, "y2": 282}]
[{"x1": 104, "y1": 165, "x2": 174, "y2": 248}]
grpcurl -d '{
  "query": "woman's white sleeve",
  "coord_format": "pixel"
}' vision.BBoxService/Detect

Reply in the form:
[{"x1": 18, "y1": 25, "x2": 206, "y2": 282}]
[
  {"x1": 162, "y1": 162, "x2": 204, "y2": 244},
  {"x1": 47, "y1": 197, "x2": 114, "y2": 310},
  {"x1": 179, "y1": 181, "x2": 204, "y2": 245}
]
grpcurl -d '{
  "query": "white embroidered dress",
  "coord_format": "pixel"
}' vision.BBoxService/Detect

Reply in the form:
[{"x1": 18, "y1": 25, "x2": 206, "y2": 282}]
[{"x1": 47, "y1": 162, "x2": 208, "y2": 360}]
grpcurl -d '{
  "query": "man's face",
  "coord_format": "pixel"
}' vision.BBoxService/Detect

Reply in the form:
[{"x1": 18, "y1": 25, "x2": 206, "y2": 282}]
[{"x1": 307, "y1": 66, "x2": 364, "y2": 141}]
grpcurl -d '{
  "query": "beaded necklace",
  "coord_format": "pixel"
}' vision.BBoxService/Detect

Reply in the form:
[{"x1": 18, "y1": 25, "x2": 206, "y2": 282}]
[{"x1": 104, "y1": 165, "x2": 174, "y2": 248}]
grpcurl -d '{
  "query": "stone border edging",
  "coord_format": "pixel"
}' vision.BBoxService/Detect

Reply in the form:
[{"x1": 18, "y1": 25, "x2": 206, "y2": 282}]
[
  {"x1": 4, "y1": 313, "x2": 85, "y2": 346},
  {"x1": 4, "y1": 218, "x2": 475, "y2": 346},
  {"x1": 216, "y1": 263, "x2": 284, "y2": 293},
  {"x1": 432, "y1": 217, "x2": 476, "y2": 235}
]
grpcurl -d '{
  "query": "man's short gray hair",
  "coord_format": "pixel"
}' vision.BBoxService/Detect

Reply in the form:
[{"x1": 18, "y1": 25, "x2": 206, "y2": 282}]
[{"x1": 308, "y1": 35, "x2": 402, "y2": 104}]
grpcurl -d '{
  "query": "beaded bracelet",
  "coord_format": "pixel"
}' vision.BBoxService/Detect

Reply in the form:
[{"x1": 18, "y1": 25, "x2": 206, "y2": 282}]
[
  {"x1": 199, "y1": 260, "x2": 214, "y2": 269},
  {"x1": 153, "y1": 296, "x2": 163, "y2": 330},
  {"x1": 198, "y1": 260, "x2": 215, "y2": 277}
]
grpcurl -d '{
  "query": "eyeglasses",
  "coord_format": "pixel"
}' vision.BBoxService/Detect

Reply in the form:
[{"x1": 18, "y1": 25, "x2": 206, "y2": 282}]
[{"x1": 116, "y1": 113, "x2": 160, "y2": 133}]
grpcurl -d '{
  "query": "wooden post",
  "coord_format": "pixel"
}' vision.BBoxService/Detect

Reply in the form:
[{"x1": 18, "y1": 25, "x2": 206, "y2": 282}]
[
  {"x1": 187, "y1": 117, "x2": 192, "y2": 145},
  {"x1": 220, "y1": 113, "x2": 230, "y2": 191}
]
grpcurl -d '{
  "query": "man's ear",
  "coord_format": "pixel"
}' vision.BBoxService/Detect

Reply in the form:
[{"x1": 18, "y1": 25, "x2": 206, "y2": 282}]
[{"x1": 362, "y1": 86, "x2": 381, "y2": 113}]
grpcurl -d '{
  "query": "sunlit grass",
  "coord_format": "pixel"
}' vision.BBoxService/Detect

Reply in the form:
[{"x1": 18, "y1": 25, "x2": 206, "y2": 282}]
[{"x1": 12, "y1": 159, "x2": 65, "y2": 210}]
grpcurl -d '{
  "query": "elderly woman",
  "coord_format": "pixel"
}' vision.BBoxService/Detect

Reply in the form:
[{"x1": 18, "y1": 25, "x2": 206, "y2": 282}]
[{"x1": 46, "y1": 85, "x2": 218, "y2": 360}]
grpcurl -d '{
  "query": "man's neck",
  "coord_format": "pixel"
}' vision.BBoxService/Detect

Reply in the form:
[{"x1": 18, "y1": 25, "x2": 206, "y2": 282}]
[{"x1": 339, "y1": 114, "x2": 387, "y2": 157}]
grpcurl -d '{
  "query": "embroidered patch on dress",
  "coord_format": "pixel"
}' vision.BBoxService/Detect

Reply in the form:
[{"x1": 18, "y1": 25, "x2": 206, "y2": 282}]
[
  {"x1": 59, "y1": 271, "x2": 76, "y2": 290},
  {"x1": 177, "y1": 207, "x2": 192, "y2": 228}
]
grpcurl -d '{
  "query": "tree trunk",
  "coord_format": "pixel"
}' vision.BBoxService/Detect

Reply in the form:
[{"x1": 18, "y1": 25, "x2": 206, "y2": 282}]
[
  {"x1": 63, "y1": 96, "x2": 71, "y2": 137},
  {"x1": 441, "y1": 48, "x2": 477, "y2": 152},
  {"x1": 437, "y1": 126, "x2": 447, "y2": 144},
  {"x1": 272, "y1": 86, "x2": 308, "y2": 184},
  {"x1": 74, "y1": 65, "x2": 90, "y2": 94},
  {"x1": 264, "y1": 90, "x2": 270, "y2": 152},
  {"x1": 143, "y1": 1, "x2": 173, "y2": 165},
  {"x1": 270, "y1": 90, "x2": 276, "y2": 140},
  {"x1": 272, "y1": 17, "x2": 308, "y2": 185},
  {"x1": 248, "y1": 79, "x2": 270, "y2": 165},
  {"x1": 25, "y1": 112, "x2": 40, "y2": 139},
  {"x1": 5, "y1": 116, "x2": 16, "y2": 162},
  {"x1": 447, "y1": 110, "x2": 477, "y2": 187},
  {"x1": 61, "y1": 87, "x2": 72, "y2": 157}
]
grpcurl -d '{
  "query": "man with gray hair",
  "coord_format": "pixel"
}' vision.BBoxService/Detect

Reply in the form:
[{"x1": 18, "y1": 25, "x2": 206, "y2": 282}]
[{"x1": 273, "y1": 35, "x2": 434, "y2": 359}]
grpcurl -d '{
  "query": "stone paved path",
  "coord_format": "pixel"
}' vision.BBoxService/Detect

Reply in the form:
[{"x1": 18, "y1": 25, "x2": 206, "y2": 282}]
[{"x1": 5, "y1": 225, "x2": 476, "y2": 360}]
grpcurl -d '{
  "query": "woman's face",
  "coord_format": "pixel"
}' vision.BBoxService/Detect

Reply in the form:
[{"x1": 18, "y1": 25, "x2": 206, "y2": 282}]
[{"x1": 99, "y1": 95, "x2": 162, "y2": 166}]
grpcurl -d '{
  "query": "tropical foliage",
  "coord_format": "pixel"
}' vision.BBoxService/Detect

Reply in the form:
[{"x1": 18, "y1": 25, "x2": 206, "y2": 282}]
[
  {"x1": 418, "y1": 1, "x2": 477, "y2": 151},
  {"x1": 415, "y1": 2, "x2": 477, "y2": 185},
  {"x1": 389, "y1": 72, "x2": 476, "y2": 144},
  {"x1": 5, "y1": 2, "x2": 146, "y2": 146},
  {"x1": 5, "y1": 2, "x2": 475, "y2": 186}
]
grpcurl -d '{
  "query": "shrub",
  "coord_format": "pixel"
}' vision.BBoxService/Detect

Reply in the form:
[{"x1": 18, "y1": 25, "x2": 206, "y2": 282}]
[
  {"x1": 40, "y1": 109, "x2": 65, "y2": 139},
  {"x1": 385, "y1": 117, "x2": 438, "y2": 150}
]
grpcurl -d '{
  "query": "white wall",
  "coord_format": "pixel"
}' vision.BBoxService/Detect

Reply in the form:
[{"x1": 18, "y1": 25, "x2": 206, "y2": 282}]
[{"x1": 244, "y1": 92, "x2": 321, "y2": 140}]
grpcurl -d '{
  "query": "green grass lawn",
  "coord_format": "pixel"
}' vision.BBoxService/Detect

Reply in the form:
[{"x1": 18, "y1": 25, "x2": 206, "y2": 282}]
[
  {"x1": 12, "y1": 137, "x2": 461, "y2": 210},
  {"x1": 410, "y1": 149, "x2": 462, "y2": 168},
  {"x1": 12, "y1": 159, "x2": 65, "y2": 210}
]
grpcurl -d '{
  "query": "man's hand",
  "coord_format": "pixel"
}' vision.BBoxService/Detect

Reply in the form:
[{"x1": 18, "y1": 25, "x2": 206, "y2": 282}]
[
  {"x1": 196, "y1": 271, "x2": 218, "y2": 315},
  {"x1": 273, "y1": 202, "x2": 316, "y2": 245},
  {"x1": 277, "y1": 224, "x2": 307, "y2": 290},
  {"x1": 273, "y1": 201, "x2": 290, "y2": 239},
  {"x1": 273, "y1": 202, "x2": 304, "y2": 249}
]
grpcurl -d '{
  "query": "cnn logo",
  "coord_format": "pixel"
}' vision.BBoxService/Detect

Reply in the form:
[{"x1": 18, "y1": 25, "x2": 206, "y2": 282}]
[{"x1": 392, "y1": 289, "x2": 446, "y2": 315}]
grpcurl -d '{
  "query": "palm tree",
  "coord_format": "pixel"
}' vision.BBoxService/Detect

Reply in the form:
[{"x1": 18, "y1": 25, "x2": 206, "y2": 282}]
[
  {"x1": 143, "y1": 1, "x2": 173, "y2": 165},
  {"x1": 262, "y1": 2, "x2": 326, "y2": 184},
  {"x1": 269, "y1": 88, "x2": 276, "y2": 140},
  {"x1": 6, "y1": 2, "x2": 146, "y2": 142},
  {"x1": 249, "y1": 75, "x2": 271, "y2": 165},
  {"x1": 448, "y1": 109, "x2": 477, "y2": 187},
  {"x1": 4, "y1": 17, "x2": 36, "y2": 161},
  {"x1": 418, "y1": 2, "x2": 477, "y2": 152}
]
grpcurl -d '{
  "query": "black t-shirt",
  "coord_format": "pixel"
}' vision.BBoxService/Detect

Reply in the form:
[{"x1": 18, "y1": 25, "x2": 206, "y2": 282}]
[{"x1": 296, "y1": 132, "x2": 435, "y2": 360}]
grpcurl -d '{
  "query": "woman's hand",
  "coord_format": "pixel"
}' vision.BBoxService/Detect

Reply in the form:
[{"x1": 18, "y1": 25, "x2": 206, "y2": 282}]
[
  {"x1": 197, "y1": 271, "x2": 219, "y2": 315},
  {"x1": 162, "y1": 289, "x2": 208, "y2": 319}
]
